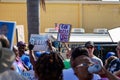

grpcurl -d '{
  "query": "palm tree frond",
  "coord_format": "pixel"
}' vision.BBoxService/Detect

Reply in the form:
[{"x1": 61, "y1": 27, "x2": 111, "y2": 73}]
[{"x1": 40, "y1": 0, "x2": 46, "y2": 11}]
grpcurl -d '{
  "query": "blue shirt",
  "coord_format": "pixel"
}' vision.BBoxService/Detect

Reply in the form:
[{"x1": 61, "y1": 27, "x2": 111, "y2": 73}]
[{"x1": 21, "y1": 54, "x2": 33, "y2": 70}]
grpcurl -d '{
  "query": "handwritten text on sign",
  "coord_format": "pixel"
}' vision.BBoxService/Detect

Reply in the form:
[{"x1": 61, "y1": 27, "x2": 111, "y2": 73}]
[
  {"x1": 57, "y1": 24, "x2": 71, "y2": 42},
  {"x1": 30, "y1": 34, "x2": 49, "y2": 51}
]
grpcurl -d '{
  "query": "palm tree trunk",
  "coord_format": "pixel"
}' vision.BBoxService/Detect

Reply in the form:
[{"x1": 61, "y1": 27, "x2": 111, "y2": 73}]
[{"x1": 27, "y1": 0, "x2": 40, "y2": 41}]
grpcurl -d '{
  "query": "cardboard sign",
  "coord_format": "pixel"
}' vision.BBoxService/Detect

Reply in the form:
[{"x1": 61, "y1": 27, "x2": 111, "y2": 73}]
[
  {"x1": 30, "y1": 34, "x2": 49, "y2": 51},
  {"x1": 0, "y1": 20, "x2": 16, "y2": 49},
  {"x1": 57, "y1": 24, "x2": 71, "y2": 42},
  {"x1": 108, "y1": 27, "x2": 120, "y2": 42},
  {"x1": 16, "y1": 25, "x2": 25, "y2": 42}
]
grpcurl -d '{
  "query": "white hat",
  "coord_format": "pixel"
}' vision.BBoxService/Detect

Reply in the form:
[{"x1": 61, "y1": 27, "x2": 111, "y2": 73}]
[{"x1": 0, "y1": 42, "x2": 15, "y2": 73}]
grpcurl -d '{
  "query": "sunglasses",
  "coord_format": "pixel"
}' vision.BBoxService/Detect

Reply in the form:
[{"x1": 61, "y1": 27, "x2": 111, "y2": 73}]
[{"x1": 76, "y1": 63, "x2": 93, "y2": 68}]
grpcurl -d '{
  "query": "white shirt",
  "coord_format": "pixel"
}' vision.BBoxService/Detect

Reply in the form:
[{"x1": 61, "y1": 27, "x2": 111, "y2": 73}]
[{"x1": 91, "y1": 56, "x2": 103, "y2": 66}]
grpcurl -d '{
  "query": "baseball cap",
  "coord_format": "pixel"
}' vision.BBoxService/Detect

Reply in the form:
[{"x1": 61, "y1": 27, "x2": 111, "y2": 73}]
[
  {"x1": 34, "y1": 51, "x2": 42, "y2": 57},
  {"x1": 106, "y1": 52, "x2": 115, "y2": 59},
  {"x1": 17, "y1": 41, "x2": 26, "y2": 47},
  {"x1": 85, "y1": 41, "x2": 94, "y2": 48}
]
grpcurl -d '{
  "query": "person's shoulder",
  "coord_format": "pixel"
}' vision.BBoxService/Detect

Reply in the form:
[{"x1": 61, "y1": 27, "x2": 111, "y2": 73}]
[
  {"x1": 92, "y1": 56, "x2": 101, "y2": 60},
  {"x1": 63, "y1": 68, "x2": 78, "y2": 80},
  {"x1": 21, "y1": 54, "x2": 30, "y2": 61},
  {"x1": 92, "y1": 56, "x2": 103, "y2": 63},
  {"x1": 63, "y1": 68, "x2": 74, "y2": 73},
  {"x1": 93, "y1": 74, "x2": 101, "y2": 80},
  {"x1": 111, "y1": 58, "x2": 120, "y2": 63},
  {"x1": 109, "y1": 58, "x2": 120, "y2": 68},
  {"x1": 91, "y1": 56, "x2": 103, "y2": 66},
  {"x1": 117, "y1": 58, "x2": 120, "y2": 62}
]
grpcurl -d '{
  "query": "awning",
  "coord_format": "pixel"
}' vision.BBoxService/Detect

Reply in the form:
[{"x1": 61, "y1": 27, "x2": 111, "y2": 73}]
[{"x1": 45, "y1": 33, "x2": 112, "y2": 43}]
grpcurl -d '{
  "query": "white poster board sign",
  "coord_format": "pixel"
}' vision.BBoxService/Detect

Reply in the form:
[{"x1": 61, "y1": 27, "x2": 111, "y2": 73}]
[
  {"x1": 30, "y1": 34, "x2": 49, "y2": 51},
  {"x1": 0, "y1": 20, "x2": 16, "y2": 49},
  {"x1": 57, "y1": 24, "x2": 71, "y2": 42},
  {"x1": 108, "y1": 27, "x2": 120, "y2": 42},
  {"x1": 16, "y1": 25, "x2": 25, "y2": 42}
]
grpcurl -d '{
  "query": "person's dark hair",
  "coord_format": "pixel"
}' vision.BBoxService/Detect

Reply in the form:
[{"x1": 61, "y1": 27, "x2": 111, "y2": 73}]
[
  {"x1": 70, "y1": 47, "x2": 89, "y2": 68},
  {"x1": 71, "y1": 47, "x2": 89, "y2": 60},
  {"x1": 0, "y1": 34, "x2": 10, "y2": 48},
  {"x1": 35, "y1": 51, "x2": 64, "y2": 80}
]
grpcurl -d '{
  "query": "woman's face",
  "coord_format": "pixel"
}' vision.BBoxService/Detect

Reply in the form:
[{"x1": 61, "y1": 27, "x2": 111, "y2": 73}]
[{"x1": 73, "y1": 55, "x2": 93, "y2": 80}]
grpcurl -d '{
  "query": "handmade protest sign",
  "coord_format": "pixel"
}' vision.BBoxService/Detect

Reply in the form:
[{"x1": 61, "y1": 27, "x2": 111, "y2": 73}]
[
  {"x1": 0, "y1": 20, "x2": 16, "y2": 49},
  {"x1": 29, "y1": 34, "x2": 49, "y2": 51},
  {"x1": 57, "y1": 24, "x2": 71, "y2": 42},
  {"x1": 16, "y1": 25, "x2": 25, "y2": 42}
]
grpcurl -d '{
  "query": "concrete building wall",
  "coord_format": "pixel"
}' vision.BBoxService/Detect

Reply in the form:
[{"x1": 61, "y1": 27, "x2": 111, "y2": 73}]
[{"x1": 0, "y1": 1, "x2": 120, "y2": 43}]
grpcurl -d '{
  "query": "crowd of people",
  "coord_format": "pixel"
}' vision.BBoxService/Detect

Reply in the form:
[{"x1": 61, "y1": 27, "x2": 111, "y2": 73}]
[{"x1": 0, "y1": 34, "x2": 120, "y2": 80}]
